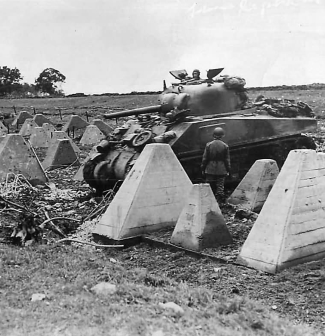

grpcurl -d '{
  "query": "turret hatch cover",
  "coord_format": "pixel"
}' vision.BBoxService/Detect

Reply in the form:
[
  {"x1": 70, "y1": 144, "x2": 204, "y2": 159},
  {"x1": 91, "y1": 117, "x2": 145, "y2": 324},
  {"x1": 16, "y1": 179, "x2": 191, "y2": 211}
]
[
  {"x1": 207, "y1": 68, "x2": 224, "y2": 79},
  {"x1": 169, "y1": 69, "x2": 188, "y2": 80}
]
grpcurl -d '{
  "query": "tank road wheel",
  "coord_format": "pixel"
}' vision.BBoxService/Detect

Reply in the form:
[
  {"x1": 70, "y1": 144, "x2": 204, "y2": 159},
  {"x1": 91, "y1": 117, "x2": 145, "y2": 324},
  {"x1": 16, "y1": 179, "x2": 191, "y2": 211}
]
[
  {"x1": 132, "y1": 130, "x2": 152, "y2": 147},
  {"x1": 83, "y1": 155, "x2": 105, "y2": 193},
  {"x1": 83, "y1": 158, "x2": 120, "y2": 195},
  {"x1": 295, "y1": 135, "x2": 316, "y2": 150}
]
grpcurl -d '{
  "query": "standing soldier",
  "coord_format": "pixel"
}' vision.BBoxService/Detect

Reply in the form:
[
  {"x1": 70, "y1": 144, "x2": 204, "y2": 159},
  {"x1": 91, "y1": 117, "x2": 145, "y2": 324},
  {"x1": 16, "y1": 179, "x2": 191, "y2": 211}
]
[{"x1": 201, "y1": 127, "x2": 231, "y2": 204}]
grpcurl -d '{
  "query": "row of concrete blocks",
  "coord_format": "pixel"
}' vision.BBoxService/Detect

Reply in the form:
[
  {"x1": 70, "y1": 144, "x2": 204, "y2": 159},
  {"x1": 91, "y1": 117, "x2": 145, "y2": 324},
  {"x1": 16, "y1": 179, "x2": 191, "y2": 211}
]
[
  {"x1": 92, "y1": 144, "x2": 325, "y2": 274},
  {"x1": 21, "y1": 121, "x2": 105, "y2": 148},
  {"x1": 1, "y1": 132, "x2": 324, "y2": 274},
  {"x1": 0, "y1": 133, "x2": 85, "y2": 184},
  {"x1": 6, "y1": 111, "x2": 113, "y2": 145},
  {"x1": 0, "y1": 127, "x2": 106, "y2": 183}
]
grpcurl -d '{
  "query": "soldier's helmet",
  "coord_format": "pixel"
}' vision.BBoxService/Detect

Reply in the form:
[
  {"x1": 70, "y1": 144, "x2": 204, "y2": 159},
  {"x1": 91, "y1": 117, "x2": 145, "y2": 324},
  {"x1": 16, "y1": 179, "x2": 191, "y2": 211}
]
[
  {"x1": 192, "y1": 69, "x2": 200, "y2": 75},
  {"x1": 213, "y1": 127, "x2": 225, "y2": 138}
]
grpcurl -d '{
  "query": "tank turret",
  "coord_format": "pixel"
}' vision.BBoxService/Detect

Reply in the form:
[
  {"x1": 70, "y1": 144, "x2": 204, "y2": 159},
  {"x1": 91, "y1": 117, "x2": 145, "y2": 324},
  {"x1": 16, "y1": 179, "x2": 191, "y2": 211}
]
[{"x1": 104, "y1": 68, "x2": 248, "y2": 121}]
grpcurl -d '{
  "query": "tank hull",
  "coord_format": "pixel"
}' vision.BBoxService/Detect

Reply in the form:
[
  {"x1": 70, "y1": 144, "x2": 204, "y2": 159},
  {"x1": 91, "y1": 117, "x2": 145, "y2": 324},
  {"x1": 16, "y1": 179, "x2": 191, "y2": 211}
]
[
  {"x1": 83, "y1": 113, "x2": 317, "y2": 192},
  {"x1": 169, "y1": 114, "x2": 317, "y2": 155}
]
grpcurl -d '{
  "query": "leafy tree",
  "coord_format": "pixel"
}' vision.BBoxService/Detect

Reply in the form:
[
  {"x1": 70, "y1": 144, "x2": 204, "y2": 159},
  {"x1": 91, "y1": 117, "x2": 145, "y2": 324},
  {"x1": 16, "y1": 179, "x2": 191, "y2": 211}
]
[
  {"x1": 20, "y1": 82, "x2": 38, "y2": 96},
  {"x1": 0, "y1": 66, "x2": 23, "y2": 96},
  {"x1": 35, "y1": 68, "x2": 66, "y2": 95}
]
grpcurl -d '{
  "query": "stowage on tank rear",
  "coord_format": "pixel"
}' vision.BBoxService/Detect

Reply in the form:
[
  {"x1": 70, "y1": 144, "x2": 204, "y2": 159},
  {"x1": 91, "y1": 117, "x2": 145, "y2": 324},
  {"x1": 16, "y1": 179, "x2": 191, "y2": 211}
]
[{"x1": 83, "y1": 68, "x2": 317, "y2": 193}]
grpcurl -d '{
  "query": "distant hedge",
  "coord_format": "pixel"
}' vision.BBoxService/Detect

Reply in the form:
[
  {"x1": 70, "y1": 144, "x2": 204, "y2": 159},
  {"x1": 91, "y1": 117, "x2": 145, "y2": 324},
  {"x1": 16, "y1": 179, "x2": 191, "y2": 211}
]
[
  {"x1": 64, "y1": 84, "x2": 325, "y2": 98},
  {"x1": 247, "y1": 83, "x2": 325, "y2": 91}
]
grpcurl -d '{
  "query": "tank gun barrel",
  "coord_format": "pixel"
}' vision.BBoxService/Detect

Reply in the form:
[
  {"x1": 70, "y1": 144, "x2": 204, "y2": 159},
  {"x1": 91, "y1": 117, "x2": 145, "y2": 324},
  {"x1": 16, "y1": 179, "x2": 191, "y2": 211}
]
[{"x1": 103, "y1": 105, "x2": 161, "y2": 119}]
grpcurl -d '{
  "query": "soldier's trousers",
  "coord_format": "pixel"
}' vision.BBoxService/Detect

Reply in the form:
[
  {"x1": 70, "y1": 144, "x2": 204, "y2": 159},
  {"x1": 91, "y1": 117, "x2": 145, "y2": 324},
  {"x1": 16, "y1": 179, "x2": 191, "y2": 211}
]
[{"x1": 205, "y1": 174, "x2": 226, "y2": 202}]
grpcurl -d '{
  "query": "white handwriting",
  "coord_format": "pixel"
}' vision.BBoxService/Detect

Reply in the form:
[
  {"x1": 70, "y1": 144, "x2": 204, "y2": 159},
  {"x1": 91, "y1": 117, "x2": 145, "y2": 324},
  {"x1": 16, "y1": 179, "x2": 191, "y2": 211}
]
[{"x1": 188, "y1": 0, "x2": 322, "y2": 18}]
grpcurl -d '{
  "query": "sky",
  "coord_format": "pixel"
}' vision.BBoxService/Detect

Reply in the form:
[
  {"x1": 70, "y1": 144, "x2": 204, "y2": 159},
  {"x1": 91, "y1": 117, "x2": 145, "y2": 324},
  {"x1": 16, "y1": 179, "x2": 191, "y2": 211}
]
[{"x1": 1, "y1": 0, "x2": 325, "y2": 94}]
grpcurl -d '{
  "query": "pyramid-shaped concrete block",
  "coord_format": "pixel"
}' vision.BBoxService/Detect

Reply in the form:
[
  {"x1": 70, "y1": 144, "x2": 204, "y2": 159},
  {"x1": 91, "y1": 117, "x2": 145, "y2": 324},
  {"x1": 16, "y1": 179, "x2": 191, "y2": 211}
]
[
  {"x1": 33, "y1": 114, "x2": 52, "y2": 126},
  {"x1": 19, "y1": 118, "x2": 38, "y2": 137},
  {"x1": 12, "y1": 111, "x2": 33, "y2": 126},
  {"x1": 237, "y1": 149, "x2": 325, "y2": 274},
  {"x1": 62, "y1": 115, "x2": 89, "y2": 132},
  {"x1": 0, "y1": 134, "x2": 48, "y2": 185},
  {"x1": 80, "y1": 125, "x2": 106, "y2": 145},
  {"x1": 48, "y1": 131, "x2": 80, "y2": 153},
  {"x1": 228, "y1": 159, "x2": 279, "y2": 212},
  {"x1": 42, "y1": 123, "x2": 57, "y2": 138},
  {"x1": 29, "y1": 127, "x2": 50, "y2": 148},
  {"x1": 170, "y1": 184, "x2": 232, "y2": 251},
  {"x1": 93, "y1": 144, "x2": 193, "y2": 240},
  {"x1": 42, "y1": 139, "x2": 80, "y2": 171},
  {"x1": 91, "y1": 119, "x2": 113, "y2": 136},
  {"x1": 73, "y1": 145, "x2": 98, "y2": 181},
  {"x1": 0, "y1": 121, "x2": 7, "y2": 136}
]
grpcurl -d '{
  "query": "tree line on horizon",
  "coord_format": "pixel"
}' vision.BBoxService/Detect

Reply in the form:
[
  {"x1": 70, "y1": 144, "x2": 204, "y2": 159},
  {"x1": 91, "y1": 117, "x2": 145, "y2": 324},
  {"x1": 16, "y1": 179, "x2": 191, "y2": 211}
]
[
  {"x1": 0, "y1": 66, "x2": 66, "y2": 98},
  {"x1": 2, "y1": 65, "x2": 324, "y2": 99}
]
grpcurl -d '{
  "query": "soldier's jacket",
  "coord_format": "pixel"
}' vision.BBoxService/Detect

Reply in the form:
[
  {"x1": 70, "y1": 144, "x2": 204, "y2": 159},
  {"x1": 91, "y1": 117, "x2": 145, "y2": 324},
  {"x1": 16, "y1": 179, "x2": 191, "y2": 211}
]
[{"x1": 201, "y1": 139, "x2": 231, "y2": 176}]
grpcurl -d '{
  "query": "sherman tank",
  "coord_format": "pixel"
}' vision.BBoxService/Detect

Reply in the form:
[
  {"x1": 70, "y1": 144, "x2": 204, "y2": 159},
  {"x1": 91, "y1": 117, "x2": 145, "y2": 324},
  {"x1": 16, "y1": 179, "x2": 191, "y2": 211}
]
[{"x1": 83, "y1": 68, "x2": 317, "y2": 193}]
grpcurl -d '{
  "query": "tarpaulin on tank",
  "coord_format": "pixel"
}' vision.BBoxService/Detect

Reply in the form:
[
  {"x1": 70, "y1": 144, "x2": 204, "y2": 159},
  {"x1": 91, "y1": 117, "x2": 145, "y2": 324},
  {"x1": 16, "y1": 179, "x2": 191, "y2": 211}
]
[{"x1": 224, "y1": 76, "x2": 246, "y2": 90}]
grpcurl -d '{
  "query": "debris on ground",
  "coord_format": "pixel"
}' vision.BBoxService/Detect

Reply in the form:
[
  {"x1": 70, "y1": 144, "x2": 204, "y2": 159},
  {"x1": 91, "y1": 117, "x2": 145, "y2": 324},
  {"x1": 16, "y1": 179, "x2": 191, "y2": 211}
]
[
  {"x1": 158, "y1": 302, "x2": 185, "y2": 316},
  {"x1": 0, "y1": 170, "x2": 92, "y2": 246},
  {"x1": 234, "y1": 208, "x2": 258, "y2": 221},
  {"x1": 91, "y1": 282, "x2": 117, "y2": 296},
  {"x1": 31, "y1": 293, "x2": 46, "y2": 302}
]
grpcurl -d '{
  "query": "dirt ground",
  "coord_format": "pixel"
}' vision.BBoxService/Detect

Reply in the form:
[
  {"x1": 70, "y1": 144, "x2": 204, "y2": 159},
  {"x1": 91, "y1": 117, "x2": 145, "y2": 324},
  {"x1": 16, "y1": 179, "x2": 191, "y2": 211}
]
[{"x1": 1, "y1": 90, "x2": 325, "y2": 334}]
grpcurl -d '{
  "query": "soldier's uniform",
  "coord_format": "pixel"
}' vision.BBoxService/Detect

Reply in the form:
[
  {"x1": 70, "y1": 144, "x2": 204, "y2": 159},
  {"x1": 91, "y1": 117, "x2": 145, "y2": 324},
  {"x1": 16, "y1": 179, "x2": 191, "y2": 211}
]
[{"x1": 201, "y1": 128, "x2": 230, "y2": 203}]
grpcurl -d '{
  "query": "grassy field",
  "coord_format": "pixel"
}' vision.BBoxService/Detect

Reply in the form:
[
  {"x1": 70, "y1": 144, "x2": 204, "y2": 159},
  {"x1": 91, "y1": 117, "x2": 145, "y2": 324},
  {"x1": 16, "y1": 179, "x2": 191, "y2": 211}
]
[
  {"x1": 0, "y1": 94, "x2": 159, "y2": 121},
  {"x1": 1, "y1": 244, "x2": 323, "y2": 336},
  {"x1": 0, "y1": 87, "x2": 325, "y2": 121},
  {"x1": 1, "y1": 87, "x2": 325, "y2": 335}
]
